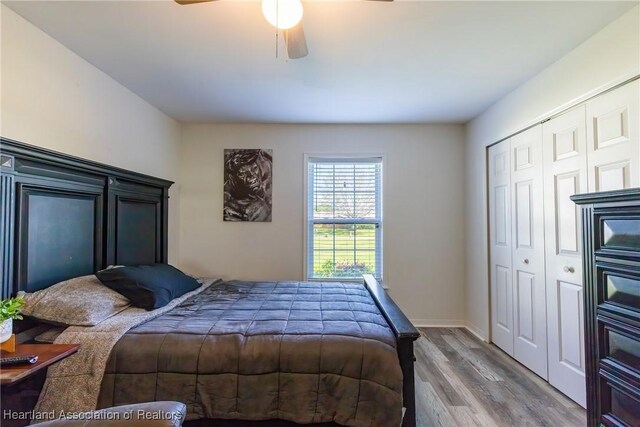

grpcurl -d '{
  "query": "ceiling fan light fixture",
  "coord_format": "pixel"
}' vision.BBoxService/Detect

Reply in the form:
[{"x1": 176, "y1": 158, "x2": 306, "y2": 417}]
[{"x1": 262, "y1": 0, "x2": 303, "y2": 30}]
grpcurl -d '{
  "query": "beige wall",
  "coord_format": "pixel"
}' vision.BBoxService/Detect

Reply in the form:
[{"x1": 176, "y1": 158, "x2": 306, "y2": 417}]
[
  {"x1": 0, "y1": 5, "x2": 182, "y2": 263},
  {"x1": 464, "y1": 6, "x2": 640, "y2": 339},
  {"x1": 6, "y1": 1, "x2": 636, "y2": 330},
  {"x1": 179, "y1": 123, "x2": 466, "y2": 324}
]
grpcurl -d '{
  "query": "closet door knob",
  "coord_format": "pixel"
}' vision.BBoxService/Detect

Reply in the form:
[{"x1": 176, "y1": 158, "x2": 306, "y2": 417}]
[
  {"x1": 563, "y1": 266, "x2": 575, "y2": 273},
  {"x1": 522, "y1": 259, "x2": 529, "y2": 264}
]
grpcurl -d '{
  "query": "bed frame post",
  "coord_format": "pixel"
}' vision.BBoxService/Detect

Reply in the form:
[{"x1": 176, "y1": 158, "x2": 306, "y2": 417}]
[
  {"x1": 397, "y1": 337, "x2": 417, "y2": 427},
  {"x1": 363, "y1": 275, "x2": 420, "y2": 427}
]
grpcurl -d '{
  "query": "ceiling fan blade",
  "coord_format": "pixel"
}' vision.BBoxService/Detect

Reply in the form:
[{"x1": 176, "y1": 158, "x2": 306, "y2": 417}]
[
  {"x1": 175, "y1": 0, "x2": 218, "y2": 5},
  {"x1": 284, "y1": 22, "x2": 308, "y2": 60}
]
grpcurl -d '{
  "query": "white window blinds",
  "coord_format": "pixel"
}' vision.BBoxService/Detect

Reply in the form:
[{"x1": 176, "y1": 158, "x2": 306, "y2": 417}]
[{"x1": 306, "y1": 157, "x2": 382, "y2": 280}]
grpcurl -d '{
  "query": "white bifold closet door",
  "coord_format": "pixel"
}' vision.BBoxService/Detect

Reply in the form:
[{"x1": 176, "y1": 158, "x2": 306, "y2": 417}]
[
  {"x1": 489, "y1": 79, "x2": 639, "y2": 408},
  {"x1": 586, "y1": 79, "x2": 639, "y2": 191},
  {"x1": 510, "y1": 126, "x2": 548, "y2": 379},
  {"x1": 489, "y1": 125, "x2": 547, "y2": 377},
  {"x1": 542, "y1": 106, "x2": 588, "y2": 407},
  {"x1": 541, "y1": 80, "x2": 638, "y2": 407},
  {"x1": 489, "y1": 140, "x2": 514, "y2": 355}
]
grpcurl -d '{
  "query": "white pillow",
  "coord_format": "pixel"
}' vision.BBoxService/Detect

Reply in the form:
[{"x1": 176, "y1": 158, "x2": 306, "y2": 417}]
[{"x1": 21, "y1": 274, "x2": 131, "y2": 326}]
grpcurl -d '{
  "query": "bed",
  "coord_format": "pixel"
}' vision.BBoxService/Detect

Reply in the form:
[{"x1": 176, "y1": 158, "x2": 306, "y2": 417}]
[{"x1": 0, "y1": 138, "x2": 420, "y2": 427}]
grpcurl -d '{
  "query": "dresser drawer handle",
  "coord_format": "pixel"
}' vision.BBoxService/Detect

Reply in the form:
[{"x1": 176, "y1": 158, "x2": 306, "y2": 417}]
[
  {"x1": 563, "y1": 266, "x2": 575, "y2": 273},
  {"x1": 522, "y1": 259, "x2": 529, "y2": 264}
]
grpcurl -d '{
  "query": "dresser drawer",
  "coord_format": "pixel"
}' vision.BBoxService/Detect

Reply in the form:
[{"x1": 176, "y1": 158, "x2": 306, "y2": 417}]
[
  {"x1": 596, "y1": 264, "x2": 640, "y2": 321},
  {"x1": 599, "y1": 376, "x2": 640, "y2": 427},
  {"x1": 600, "y1": 318, "x2": 640, "y2": 378},
  {"x1": 595, "y1": 209, "x2": 640, "y2": 261}
]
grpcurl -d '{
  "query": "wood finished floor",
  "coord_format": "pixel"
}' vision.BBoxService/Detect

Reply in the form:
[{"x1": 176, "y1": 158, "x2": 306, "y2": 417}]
[{"x1": 414, "y1": 328, "x2": 586, "y2": 427}]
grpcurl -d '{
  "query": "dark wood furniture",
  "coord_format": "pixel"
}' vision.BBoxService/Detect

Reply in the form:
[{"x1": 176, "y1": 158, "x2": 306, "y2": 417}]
[
  {"x1": 1, "y1": 344, "x2": 79, "y2": 427},
  {"x1": 364, "y1": 274, "x2": 420, "y2": 426},
  {"x1": 0, "y1": 138, "x2": 419, "y2": 427},
  {"x1": 0, "y1": 137, "x2": 173, "y2": 298},
  {"x1": 1, "y1": 343, "x2": 79, "y2": 385},
  {"x1": 572, "y1": 189, "x2": 640, "y2": 427}
]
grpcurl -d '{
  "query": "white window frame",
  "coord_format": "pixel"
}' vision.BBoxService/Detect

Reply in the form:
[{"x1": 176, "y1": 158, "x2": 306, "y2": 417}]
[{"x1": 303, "y1": 153, "x2": 385, "y2": 283}]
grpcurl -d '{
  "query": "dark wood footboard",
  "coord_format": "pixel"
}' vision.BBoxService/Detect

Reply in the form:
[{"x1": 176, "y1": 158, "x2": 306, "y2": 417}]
[{"x1": 363, "y1": 275, "x2": 420, "y2": 427}]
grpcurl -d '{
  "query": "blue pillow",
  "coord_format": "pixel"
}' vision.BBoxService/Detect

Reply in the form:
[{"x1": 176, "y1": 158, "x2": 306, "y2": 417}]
[{"x1": 96, "y1": 264, "x2": 199, "y2": 310}]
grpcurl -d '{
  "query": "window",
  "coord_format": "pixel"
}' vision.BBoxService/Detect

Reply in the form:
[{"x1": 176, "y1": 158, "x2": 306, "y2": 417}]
[{"x1": 306, "y1": 156, "x2": 382, "y2": 280}]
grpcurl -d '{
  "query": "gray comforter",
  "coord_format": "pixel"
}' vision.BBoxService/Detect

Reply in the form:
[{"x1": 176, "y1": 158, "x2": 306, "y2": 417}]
[{"x1": 98, "y1": 280, "x2": 403, "y2": 426}]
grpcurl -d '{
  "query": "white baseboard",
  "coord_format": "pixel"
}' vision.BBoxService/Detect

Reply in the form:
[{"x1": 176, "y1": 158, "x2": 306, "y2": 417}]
[
  {"x1": 464, "y1": 321, "x2": 488, "y2": 342},
  {"x1": 410, "y1": 319, "x2": 489, "y2": 343},
  {"x1": 410, "y1": 319, "x2": 466, "y2": 328}
]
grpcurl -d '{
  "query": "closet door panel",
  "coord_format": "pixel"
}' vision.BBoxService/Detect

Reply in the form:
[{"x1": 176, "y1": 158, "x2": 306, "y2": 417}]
[
  {"x1": 543, "y1": 106, "x2": 588, "y2": 407},
  {"x1": 587, "y1": 80, "x2": 639, "y2": 191},
  {"x1": 556, "y1": 173, "x2": 581, "y2": 254},
  {"x1": 511, "y1": 125, "x2": 548, "y2": 378},
  {"x1": 489, "y1": 140, "x2": 514, "y2": 355},
  {"x1": 557, "y1": 280, "x2": 584, "y2": 368}
]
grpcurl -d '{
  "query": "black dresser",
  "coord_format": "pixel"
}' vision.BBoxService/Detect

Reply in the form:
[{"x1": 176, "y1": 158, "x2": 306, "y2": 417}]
[{"x1": 572, "y1": 189, "x2": 640, "y2": 427}]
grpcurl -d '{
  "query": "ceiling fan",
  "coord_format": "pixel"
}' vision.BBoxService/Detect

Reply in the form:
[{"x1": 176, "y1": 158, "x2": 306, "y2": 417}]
[{"x1": 175, "y1": 0, "x2": 393, "y2": 59}]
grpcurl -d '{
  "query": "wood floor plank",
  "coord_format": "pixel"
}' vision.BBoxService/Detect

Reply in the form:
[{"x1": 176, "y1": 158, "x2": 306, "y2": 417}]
[
  {"x1": 440, "y1": 351, "x2": 520, "y2": 426},
  {"x1": 416, "y1": 379, "x2": 459, "y2": 427},
  {"x1": 469, "y1": 337, "x2": 579, "y2": 410},
  {"x1": 417, "y1": 330, "x2": 450, "y2": 363},
  {"x1": 414, "y1": 338, "x2": 467, "y2": 407},
  {"x1": 414, "y1": 327, "x2": 586, "y2": 427},
  {"x1": 430, "y1": 353, "x2": 498, "y2": 425},
  {"x1": 449, "y1": 406, "x2": 481, "y2": 427},
  {"x1": 441, "y1": 334, "x2": 503, "y2": 382},
  {"x1": 451, "y1": 328, "x2": 482, "y2": 349},
  {"x1": 465, "y1": 333, "x2": 582, "y2": 416}
]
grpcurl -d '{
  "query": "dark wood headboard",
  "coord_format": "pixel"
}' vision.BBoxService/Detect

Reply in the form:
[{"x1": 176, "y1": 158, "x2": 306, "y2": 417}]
[{"x1": 0, "y1": 137, "x2": 173, "y2": 297}]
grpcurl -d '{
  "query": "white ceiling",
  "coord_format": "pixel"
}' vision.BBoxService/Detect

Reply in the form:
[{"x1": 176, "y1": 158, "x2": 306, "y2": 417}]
[{"x1": 4, "y1": 0, "x2": 637, "y2": 123}]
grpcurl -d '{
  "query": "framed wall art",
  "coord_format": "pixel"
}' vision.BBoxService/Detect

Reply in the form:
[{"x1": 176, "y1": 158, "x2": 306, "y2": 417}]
[{"x1": 223, "y1": 149, "x2": 273, "y2": 222}]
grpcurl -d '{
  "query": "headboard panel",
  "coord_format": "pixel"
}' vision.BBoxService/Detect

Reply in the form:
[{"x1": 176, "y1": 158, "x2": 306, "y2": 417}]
[
  {"x1": 0, "y1": 138, "x2": 173, "y2": 297},
  {"x1": 108, "y1": 178, "x2": 165, "y2": 266},
  {"x1": 17, "y1": 182, "x2": 104, "y2": 293}
]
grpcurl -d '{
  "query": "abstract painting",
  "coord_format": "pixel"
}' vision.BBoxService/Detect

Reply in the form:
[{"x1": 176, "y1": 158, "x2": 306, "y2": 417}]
[{"x1": 224, "y1": 149, "x2": 273, "y2": 222}]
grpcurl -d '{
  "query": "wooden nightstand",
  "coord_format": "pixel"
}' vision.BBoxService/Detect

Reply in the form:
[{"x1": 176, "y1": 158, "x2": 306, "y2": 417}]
[
  {"x1": 1, "y1": 344, "x2": 79, "y2": 427},
  {"x1": 1, "y1": 343, "x2": 79, "y2": 385}
]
